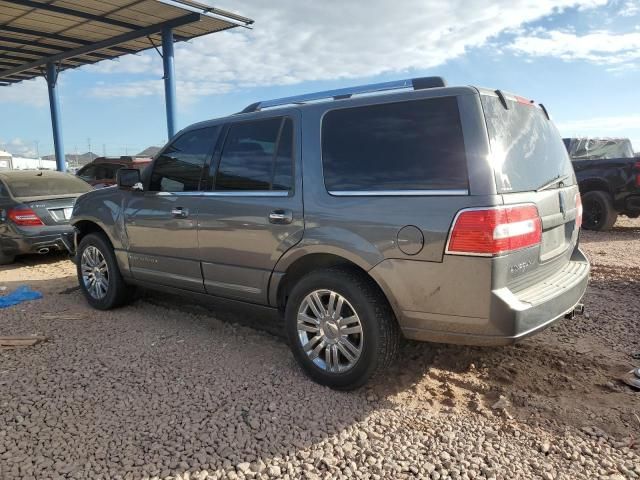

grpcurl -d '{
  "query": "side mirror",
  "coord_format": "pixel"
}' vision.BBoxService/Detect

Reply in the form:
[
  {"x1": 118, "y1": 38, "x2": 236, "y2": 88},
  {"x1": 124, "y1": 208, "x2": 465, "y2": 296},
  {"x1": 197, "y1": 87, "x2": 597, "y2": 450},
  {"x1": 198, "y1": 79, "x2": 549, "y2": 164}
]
[{"x1": 117, "y1": 169, "x2": 143, "y2": 191}]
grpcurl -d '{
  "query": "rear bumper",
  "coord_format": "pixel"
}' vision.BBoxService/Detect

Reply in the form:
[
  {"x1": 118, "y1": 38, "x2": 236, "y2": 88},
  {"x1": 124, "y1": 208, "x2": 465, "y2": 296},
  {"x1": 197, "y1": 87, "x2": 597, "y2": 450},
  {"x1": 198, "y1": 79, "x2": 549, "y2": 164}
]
[
  {"x1": 624, "y1": 195, "x2": 640, "y2": 213},
  {"x1": 0, "y1": 228, "x2": 74, "y2": 256},
  {"x1": 371, "y1": 248, "x2": 590, "y2": 347}
]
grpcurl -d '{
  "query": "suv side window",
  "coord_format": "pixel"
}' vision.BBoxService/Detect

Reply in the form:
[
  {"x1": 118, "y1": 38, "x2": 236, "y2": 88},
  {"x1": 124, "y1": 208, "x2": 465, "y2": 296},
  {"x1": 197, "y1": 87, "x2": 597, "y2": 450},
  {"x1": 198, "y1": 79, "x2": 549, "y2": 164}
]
[
  {"x1": 78, "y1": 164, "x2": 96, "y2": 181},
  {"x1": 101, "y1": 164, "x2": 119, "y2": 180},
  {"x1": 0, "y1": 180, "x2": 8, "y2": 199},
  {"x1": 149, "y1": 127, "x2": 218, "y2": 192},
  {"x1": 214, "y1": 117, "x2": 294, "y2": 191},
  {"x1": 321, "y1": 97, "x2": 468, "y2": 192}
]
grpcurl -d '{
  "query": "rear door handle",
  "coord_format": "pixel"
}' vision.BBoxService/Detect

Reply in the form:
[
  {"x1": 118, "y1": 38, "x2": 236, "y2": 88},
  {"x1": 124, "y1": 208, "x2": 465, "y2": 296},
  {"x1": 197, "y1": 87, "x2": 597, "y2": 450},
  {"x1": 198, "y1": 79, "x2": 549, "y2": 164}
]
[
  {"x1": 269, "y1": 209, "x2": 293, "y2": 224},
  {"x1": 171, "y1": 207, "x2": 189, "y2": 218}
]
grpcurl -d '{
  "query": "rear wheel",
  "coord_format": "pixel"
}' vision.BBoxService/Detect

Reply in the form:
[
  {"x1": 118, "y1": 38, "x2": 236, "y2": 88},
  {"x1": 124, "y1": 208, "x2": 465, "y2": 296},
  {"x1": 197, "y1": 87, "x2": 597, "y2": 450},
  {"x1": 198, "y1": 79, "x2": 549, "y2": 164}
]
[
  {"x1": 285, "y1": 267, "x2": 400, "y2": 390},
  {"x1": 0, "y1": 249, "x2": 15, "y2": 265},
  {"x1": 77, "y1": 233, "x2": 132, "y2": 309},
  {"x1": 582, "y1": 191, "x2": 617, "y2": 231}
]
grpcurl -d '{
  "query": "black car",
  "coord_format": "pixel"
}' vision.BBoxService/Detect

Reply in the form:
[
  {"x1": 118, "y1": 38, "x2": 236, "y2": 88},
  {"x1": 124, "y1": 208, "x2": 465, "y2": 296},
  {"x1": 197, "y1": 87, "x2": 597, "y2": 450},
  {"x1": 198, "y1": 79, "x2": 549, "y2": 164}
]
[
  {"x1": 0, "y1": 170, "x2": 92, "y2": 264},
  {"x1": 564, "y1": 137, "x2": 640, "y2": 230}
]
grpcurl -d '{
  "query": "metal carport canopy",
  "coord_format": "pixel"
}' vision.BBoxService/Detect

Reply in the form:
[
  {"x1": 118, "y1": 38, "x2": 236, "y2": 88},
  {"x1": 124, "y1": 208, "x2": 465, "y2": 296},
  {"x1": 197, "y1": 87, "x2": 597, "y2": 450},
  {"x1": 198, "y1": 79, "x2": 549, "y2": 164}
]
[{"x1": 0, "y1": 0, "x2": 253, "y2": 171}]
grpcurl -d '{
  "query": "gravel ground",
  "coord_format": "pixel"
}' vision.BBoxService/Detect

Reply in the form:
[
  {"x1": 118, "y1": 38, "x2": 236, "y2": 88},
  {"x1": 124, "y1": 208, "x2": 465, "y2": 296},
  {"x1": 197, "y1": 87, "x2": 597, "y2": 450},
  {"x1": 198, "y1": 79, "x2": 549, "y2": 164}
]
[{"x1": 1, "y1": 218, "x2": 639, "y2": 480}]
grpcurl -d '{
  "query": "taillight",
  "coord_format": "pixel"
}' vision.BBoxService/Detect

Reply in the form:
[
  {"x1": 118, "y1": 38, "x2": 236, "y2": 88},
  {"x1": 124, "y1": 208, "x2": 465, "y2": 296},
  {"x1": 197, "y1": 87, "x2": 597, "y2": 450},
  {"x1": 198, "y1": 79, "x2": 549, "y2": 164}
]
[
  {"x1": 446, "y1": 205, "x2": 541, "y2": 256},
  {"x1": 635, "y1": 161, "x2": 640, "y2": 187},
  {"x1": 575, "y1": 193, "x2": 583, "y2": 229},
  {"x1": 8, "y1": 207, "x2": 44, "y2": 226}
]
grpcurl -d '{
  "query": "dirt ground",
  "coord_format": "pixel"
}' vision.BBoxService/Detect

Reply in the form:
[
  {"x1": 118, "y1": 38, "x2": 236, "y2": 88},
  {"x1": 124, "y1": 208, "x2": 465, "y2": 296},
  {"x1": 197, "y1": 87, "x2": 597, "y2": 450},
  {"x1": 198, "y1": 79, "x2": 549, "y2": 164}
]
[{"x1": 1, "y1": 218, "x2": 639, "y2": 480}]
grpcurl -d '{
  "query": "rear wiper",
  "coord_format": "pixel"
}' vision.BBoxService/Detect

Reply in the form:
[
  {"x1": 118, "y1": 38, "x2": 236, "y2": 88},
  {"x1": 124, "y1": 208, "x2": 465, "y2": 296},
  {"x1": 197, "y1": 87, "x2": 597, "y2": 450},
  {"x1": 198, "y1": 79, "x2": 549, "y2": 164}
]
[{"x1": 536, "y1": 173, "x2": 570, "y2": 192}]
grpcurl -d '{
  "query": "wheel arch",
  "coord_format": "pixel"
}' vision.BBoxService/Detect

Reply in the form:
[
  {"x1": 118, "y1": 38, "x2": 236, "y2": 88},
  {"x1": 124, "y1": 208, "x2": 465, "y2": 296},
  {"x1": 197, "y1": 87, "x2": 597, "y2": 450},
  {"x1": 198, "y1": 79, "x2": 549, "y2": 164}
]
[
  {"x1": 271, "y1": 250, "x2": 401, "y2": 325},
  {"x1": 73, "y1": 219, "x2": 114, "y2": 248},
  {"x1": 578, "y1": 178, "x2": 612, "y2": 196}
]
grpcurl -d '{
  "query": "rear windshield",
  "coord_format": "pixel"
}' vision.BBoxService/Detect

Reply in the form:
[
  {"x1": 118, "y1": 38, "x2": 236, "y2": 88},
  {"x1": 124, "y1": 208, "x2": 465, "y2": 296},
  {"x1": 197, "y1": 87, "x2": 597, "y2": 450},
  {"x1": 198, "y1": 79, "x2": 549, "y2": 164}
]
[
  {"x1": 481, "y1": 95, "x2": 575, "y2": 193},
  {"x1": 564, "y1": 138, "x2": 635, "y2": 160},
  {"x1": 4, "y1": 173, "x2": 92, "y2": 198},
  {"x1": 322, "y1": 97, "x2": 468, "y2": 192}
]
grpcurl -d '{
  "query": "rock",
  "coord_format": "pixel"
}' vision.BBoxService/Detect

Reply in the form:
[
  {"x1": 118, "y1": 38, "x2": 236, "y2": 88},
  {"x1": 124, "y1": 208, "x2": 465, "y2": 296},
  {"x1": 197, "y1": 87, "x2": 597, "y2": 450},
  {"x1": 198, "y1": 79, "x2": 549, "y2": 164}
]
[
  {"x1": 267, "y1": 466, "x2": 282, "y2": 478},
  {"x1": 491, "y1": 396, "x2": 509, "y2": 410}
]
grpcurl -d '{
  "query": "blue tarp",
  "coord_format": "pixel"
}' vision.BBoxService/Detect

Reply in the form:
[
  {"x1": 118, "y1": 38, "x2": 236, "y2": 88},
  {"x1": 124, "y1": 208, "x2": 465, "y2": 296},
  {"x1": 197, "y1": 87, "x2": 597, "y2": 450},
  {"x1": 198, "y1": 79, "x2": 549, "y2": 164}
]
[{"x1": 0, "y1": 285, "x2": 43, "y2": 308}]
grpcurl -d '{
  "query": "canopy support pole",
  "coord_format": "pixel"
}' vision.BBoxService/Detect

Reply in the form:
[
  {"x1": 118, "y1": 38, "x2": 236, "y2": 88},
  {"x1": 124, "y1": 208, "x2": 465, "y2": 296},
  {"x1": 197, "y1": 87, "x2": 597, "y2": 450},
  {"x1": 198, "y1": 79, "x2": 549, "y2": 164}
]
[
  {"x1": 46, "y1": 62, "x2": 66, "y2": 172},
  {"x1": 162, "y1": 27, "x2": 177, "y2": 139}
]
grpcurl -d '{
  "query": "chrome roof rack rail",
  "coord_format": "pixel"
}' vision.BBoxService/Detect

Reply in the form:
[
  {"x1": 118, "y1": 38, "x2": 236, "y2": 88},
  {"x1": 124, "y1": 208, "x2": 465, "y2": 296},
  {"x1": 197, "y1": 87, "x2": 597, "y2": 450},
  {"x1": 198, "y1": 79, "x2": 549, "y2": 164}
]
[{"x1": 240, "y1": 76, "x2": 447, "y2": 113}]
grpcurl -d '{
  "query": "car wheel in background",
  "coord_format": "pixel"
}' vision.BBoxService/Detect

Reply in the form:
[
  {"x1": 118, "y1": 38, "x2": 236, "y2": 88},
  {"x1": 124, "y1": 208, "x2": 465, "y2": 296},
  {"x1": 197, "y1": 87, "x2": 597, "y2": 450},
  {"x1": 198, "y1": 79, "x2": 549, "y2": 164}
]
[
  {"x1": 0, "y1": 249, "x2": 15, "y2": 265},
  {"x1": 582, "y1": 191, "x2": 618, "y2": 231},
  {"x1": 76, "y1": 232, "x2": 132, "y2": 309},
  {"x1": 285, "y1": 267, "x2": 400, "y2": 390}
]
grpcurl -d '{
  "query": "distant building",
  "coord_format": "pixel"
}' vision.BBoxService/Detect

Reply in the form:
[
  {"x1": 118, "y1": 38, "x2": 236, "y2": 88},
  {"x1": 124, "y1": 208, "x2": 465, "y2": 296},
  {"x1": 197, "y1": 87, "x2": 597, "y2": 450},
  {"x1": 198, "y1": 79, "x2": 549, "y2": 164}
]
[
  {"x1": 12, "y1": 156, "x2": 57, "y2": 170},
  {"x1": 0, "y1": 150, "x2": 11, "y2": 170},
  {"x1": 0, "y1": 151, "x2": 58, "y2": 170}
]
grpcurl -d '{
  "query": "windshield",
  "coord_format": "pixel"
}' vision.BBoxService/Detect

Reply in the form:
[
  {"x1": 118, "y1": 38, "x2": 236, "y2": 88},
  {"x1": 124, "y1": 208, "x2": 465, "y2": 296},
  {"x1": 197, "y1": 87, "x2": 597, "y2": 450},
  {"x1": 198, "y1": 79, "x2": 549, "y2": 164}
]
[
  {"x1": 564, "y1": 137, "x2": 635, "y2": 160},
  {"x1": 481, "y1": 94, "x2": 575, "y2": 193},
  {"x1": 5, "y1": 173, "x2": 92, "y2": 198}
]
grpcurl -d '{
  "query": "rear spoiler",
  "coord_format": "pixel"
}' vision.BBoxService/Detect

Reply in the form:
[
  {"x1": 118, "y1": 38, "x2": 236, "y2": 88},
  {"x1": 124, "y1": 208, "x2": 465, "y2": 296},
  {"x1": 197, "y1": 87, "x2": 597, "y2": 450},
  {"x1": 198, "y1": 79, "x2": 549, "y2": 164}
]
[{"x1": 494, "y1": 89, "x2": 551, "y2": 120}]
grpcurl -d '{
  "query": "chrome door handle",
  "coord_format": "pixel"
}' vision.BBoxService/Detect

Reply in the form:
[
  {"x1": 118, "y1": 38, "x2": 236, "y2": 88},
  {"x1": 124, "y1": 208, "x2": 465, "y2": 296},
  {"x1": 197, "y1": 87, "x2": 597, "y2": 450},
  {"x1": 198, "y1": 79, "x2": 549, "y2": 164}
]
[
  {"x1": 269, "y1": 209, "x2": 293, "y2": 224},
  {"x1": 171, "y1": 207, "x2": 189, "y2": 218}
]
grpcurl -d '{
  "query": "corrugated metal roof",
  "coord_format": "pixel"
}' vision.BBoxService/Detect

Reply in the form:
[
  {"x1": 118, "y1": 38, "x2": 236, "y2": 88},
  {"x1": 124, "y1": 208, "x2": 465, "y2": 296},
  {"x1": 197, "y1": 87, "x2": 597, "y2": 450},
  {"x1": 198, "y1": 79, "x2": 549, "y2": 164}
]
[{"x1": 0, "y1": 0, "x2": 252, "y2": 84}]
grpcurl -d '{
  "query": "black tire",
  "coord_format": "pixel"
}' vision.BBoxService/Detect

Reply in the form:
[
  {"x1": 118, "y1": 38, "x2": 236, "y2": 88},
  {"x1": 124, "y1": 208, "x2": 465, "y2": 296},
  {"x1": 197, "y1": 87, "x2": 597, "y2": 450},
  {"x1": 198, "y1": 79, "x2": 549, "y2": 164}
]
[
  {"x1": 76, "y1": 232, "x2": 132, "y2": 310},
  {"x1": 0, "y1": 249, "x2": 15, "y2": 265},
  {"x1": 582, "y1": 190, "x2": 617, "y2": 231},
  {"x1": 285, "y1": 267, "x2": 400, "y2": 390}
]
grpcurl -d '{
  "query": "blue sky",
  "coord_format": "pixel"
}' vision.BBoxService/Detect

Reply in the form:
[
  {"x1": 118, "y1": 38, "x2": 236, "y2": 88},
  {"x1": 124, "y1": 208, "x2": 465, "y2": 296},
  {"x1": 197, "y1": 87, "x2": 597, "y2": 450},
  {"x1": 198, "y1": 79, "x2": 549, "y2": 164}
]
[{"x1": 1, "y1": 0, "x2": 639, "y2": 157}]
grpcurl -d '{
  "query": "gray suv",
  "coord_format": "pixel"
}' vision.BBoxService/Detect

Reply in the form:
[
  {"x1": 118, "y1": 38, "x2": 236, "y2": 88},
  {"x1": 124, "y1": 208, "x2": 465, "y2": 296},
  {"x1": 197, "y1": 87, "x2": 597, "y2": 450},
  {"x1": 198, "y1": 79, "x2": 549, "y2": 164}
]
[{"x1": 71, "y1": 77, "x2": 589, "y2": 389}]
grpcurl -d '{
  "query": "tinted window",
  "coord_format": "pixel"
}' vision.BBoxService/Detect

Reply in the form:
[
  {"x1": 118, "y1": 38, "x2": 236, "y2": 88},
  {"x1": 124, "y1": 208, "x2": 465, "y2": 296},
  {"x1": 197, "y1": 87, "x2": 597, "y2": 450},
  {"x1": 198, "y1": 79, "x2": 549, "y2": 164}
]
[
  {"x1": 482, "y1": 95, "x2": 575, "y2": 193},
  {"x1": 77, "y1": 164, "x2": 96, "y2": 180},
  {"x1": 215, "y1": 117, "x2": 294, "y2": 191},
  {"x1": 79, "y1": 164, "x2": 119, "y2": 181},
  {"x1": 4, "y1": 174, "x2": 92, "y2": 198},
  {"x1": 564, "y1": 137, "x2": 635, "y2": 160},
  {"x1": 0, "y1": 181, "x2": 9, "y2": 199},
  {"x1": 149, "y1": 127, "x2": 217, "y2": 192},
  {"x1": 322, "y1": 97, "x2": 468, "y2": 192}
]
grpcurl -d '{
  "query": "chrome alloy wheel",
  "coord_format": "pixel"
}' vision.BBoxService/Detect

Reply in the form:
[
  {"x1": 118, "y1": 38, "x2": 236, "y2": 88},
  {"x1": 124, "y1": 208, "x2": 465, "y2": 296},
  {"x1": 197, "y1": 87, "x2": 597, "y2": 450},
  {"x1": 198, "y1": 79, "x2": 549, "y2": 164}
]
[
  {"x1": 297, "y1": 289, "x2": 364, "y2": 373},
  {"x1": 81, "y1": 246, "x2": 109, "y2": 300}
]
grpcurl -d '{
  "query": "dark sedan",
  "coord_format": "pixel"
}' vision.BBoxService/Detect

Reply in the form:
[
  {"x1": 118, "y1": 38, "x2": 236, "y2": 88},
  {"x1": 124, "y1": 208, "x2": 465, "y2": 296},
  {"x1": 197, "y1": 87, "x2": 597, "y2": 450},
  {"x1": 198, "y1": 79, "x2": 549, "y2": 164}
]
[{"x1": 0, "y1": 170, "x2": 92, "y2": 265}]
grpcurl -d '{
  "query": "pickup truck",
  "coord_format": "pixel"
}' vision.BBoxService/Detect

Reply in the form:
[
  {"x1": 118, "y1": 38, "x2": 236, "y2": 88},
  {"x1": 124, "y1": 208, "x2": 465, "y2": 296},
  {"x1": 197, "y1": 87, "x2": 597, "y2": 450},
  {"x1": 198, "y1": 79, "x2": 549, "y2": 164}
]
[{"x1": 564, "y1": 137, "x2": 640, "y2": 230}]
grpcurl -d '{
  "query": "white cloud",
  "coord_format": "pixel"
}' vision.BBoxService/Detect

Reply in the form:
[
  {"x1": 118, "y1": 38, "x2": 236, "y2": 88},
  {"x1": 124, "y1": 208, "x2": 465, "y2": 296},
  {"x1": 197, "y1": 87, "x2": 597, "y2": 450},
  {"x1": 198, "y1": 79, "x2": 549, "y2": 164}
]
[
  {"x1": 558, "y1": 115, "x2": 640, "y2": 150},
  {"x1": 0, "y1": 78, "x2": 48, "y2": 107},
  {"x1": 83, "y1": 0, "x2": 606, "y2": 99},
  {"x1": 619, "y1": 0, "x2": 640, "y2": 16},
  {"x1": 87, "y1": 79, "x2": 233, "y2": 107},
  {"x1": 85, "y1": 53, "x2": 160, "y2": 75},
  {"x1": 0, "y1": 138, "x2": 38, "y2": 157},
  {"x1": 88, "y1": 80, "x2": 164, "y2": 98},
  {"x1": 509, "y1": 30, "x2": 640, "y2": 65}
]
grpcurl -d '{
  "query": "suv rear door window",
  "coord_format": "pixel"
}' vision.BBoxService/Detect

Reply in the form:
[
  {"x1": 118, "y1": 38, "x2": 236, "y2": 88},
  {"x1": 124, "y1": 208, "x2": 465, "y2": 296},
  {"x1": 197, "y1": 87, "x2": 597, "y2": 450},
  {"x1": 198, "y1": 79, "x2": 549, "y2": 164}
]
[
  {"x1": 481, "y1": 95, "x2": 575, "y2": 193},
  {"x1": 321, "y1": 97, "x2": 468, "y2": 192},
  {"x1": 149, "y1": 127, "x2": 218, "y2": 192},
  {"x1": 214, "y1": 117, "x2": 294, "y2": 191}
]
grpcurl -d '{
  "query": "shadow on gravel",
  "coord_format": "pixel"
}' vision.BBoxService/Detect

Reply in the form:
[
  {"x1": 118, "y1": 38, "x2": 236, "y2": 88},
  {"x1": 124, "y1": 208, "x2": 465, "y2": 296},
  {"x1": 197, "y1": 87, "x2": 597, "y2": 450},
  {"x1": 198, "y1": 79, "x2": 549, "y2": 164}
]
[
  {"x1": 580, "y1": 226, "x2": 640, "y2": 244},
  {"x1": 0, "y1": 250, "x2": 69, "y2": 272}
]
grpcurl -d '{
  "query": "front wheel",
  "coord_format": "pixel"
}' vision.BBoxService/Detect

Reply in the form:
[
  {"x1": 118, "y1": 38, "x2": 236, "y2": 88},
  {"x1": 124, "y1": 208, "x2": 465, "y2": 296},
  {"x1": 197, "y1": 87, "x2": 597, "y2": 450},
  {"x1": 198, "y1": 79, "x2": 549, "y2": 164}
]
[
  {"x1": 0, "y1": 249, "x2": 15, "y2": 265},
  {"x1": 582, "y1": 190, "x2": 617, "y2": 231},
  {"x1": 76, "y1": 233, "x2": 132, "y2": 310},
  {"x1": 285, "y1": 267, "x2": 400, "y2": 390}
]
